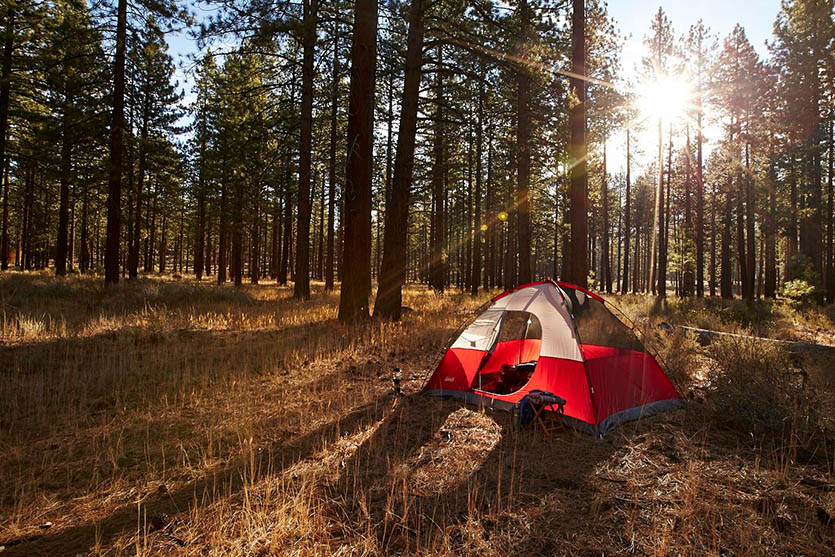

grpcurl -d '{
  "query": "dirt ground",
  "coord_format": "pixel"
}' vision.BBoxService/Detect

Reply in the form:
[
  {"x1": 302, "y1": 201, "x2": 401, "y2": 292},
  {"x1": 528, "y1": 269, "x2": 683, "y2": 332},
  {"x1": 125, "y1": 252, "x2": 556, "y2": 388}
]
[{"x1": 1, "y1": 273, "x2": 833, "y2": 555}]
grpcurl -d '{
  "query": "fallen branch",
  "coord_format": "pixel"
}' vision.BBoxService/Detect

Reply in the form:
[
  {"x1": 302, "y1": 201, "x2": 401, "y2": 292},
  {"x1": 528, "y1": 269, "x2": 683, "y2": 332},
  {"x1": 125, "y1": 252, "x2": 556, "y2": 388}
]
[{"x1": 663, "y1": 323, "x2": 835, "y2": 354}]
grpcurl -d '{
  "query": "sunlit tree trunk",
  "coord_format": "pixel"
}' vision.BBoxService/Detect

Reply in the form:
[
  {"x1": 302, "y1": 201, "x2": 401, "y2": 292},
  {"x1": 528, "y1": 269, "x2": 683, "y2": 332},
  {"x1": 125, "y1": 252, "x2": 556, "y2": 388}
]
[
  {"x1": 428, "y1": 46, "x2": 445, "y2": 292},
  {"x1": 650, "y1": 117, "x2": 663, "y2": 296},
  {"x1": 622, "y1": 129, "x2": 631, "y2": 293},
  {"x1": 601, "y1": 139, "x2": 611, "y2": 293},
  {"x1": 375, "y1": 0, "x2": 424, "y2": 319},
  {"x1": 566, "y1": 0, "x2": 587, "y2": 287},
  {"x1": 471, "y1": 72, "x2": 484, "y2": 296},
  {"x1": 338, "y1": 0, "x2": 376, "y2": 322},
  {"x1": 325, "y1": 30, "x2": 340, "y2": 291},
  {"x1": 294, "y1": 0, "x2": 317, "y2": 300}
]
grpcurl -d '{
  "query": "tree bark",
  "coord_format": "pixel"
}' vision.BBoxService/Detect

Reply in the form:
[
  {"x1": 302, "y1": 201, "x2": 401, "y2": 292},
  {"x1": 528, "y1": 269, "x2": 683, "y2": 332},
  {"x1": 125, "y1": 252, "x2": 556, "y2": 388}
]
[
  {"x1": 195, "y1": 195, "x2": 205, "y2": 279},
  {"x1": 325, "y1": 33, "x2": 339, "y2": 291},
  {"x1": 105, "y1": 0, "x2": 128, "y2": 284},
  {"x1": 696, "y1": 58, "x2": 705, "y2": 297},
  {"x1": 745, "y1": 140, "x2": 755, "y2": 300},
  {"x1": 516, "y1": 0, "x2": 532, "y2": 284},
  {"x1": 650, "y1": 118, "x2": 663, "y2": 296},
  {"x1": 566, "y1": 0, "x2": 587, "y2": 287},
  {"x1": 56, "y1": 102, "x2": 73, "y2": 276},
  {"x1": 294, "y1": 0, "x2": 317, "y2": 299},
  {"x1": 721, "y1": 177, "x2": 733, "y2": 299},
  {"x1": 279, "y1": 186, "x2": 292, "y2": 285},
  {"x1": 338, "y1": 0, "x2": 376, "y2": 322},
  {"x1": 428, "y1": 46, "x2": 445, "y2": 292},
  {"x1": 471, "y1": 71, "x2": 484, "y2": 296},
  {"x1": 622, "y1": 129, "x2": 631, "y2": 293},
  {"x1": 827, "y1": 118, "x2": 834, "y2": 302},
  {"x1": 765, "y1": 152, "x2": 777, "y2": 298},
  {"x1": 375, "y1": 0, "x2": 424, "y2": 319},
  {"x1": 0, "y1": 5, "x2": 13, "y2": 271},
  {"x1": 601, "y1": 138, "x2": 611, "y2": 293}
]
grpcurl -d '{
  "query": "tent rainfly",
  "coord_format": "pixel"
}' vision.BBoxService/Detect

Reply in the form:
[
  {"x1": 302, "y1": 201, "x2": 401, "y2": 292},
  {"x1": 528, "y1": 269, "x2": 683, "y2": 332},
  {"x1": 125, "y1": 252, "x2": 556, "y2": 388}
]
[{"x1": 423, "y1": 281, "x2": 682, "y2": 436}]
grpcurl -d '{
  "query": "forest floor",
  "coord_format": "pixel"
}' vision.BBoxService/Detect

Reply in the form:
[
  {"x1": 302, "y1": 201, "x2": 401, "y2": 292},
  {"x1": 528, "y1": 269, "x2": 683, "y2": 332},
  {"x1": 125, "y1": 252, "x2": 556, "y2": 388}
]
[{"x1": 0, "y1": 273, "x2": 834, "y2": 556}]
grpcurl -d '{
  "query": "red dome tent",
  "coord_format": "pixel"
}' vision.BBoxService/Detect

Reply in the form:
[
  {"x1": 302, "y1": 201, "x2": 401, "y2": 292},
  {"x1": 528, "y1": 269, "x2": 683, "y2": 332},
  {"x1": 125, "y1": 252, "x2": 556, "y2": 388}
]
[{"x1": 423, "y1": 281, "x2": 681, "y2": 435}]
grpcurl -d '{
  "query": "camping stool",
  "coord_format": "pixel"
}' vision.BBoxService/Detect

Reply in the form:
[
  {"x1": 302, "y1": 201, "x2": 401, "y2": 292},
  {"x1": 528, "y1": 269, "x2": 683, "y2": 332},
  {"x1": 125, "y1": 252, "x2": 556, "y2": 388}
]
[{"x1": 524, "y1": 391, "x2": 567, "y2": 435}]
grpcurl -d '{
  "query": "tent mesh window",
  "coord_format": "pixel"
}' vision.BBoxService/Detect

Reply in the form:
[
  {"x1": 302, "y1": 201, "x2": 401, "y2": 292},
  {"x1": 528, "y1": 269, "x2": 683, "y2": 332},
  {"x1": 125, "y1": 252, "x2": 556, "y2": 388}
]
[
  {"x1": 560, "y1": 286, "x2": 644, "y2": 352},
  {"x1": 473, "y1": 311, "x2": 541, "y2": 395}
]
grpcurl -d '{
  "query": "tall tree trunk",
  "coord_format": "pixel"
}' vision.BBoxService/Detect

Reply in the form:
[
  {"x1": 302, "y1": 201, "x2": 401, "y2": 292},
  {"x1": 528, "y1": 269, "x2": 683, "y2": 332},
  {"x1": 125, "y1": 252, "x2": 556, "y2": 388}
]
[
  {"x1": 745, "y1": 140, "x2": 755, "y2": 300},
  {"x1": 56, "y1": 105, "x2": 73, "y2": 276},
  {"x1": 464, "y1": 130, "x2": 472, "y2": 289},
  {"x1": 696, "y1": 77, "x2": 705, "y2": 297},
  {"x1": 710, "y1": 181, "x2": 717, "y2": 296},
  {"x1": 516, "y1": 0, "x2": 532, "y2": 284},
  {"x1": 786, "y1": 164, "x2": 798, "y2": 280},
  {"x1": 566, "y1": 0, "x2": 587, "y2": 287},
  {"x1": 338, "y1": 0, "x2": 376, "y2": 322},
  {"x1": 827, "y1": 118, "x2": 834, "y2": 302},
  {"x1": 659, "y1": 123, "x2": 673, "y2": 296},
  {"x1": 195, "y1": 195, "x2": 205, "y2": 279},
  {"x1": 633, "y1": 220, "x2": 641, "y2": 293},
  {"x1": 471, "y1": 71, "x2": 484, "y2": 296},
  {"x1": 131, "y1": 116, "x2": 148, "y2": 278},
  {"x1": 279, "y1": 187, "x2": 292, "y2": 285},
  {"x1": 765, "y1": 152, "x2": 777, "y2": 298},
  {"x1": 159, "y1": 214, "x2": 166, "y2": 273},
  {"x1": 325, "y1": 34, "x2": 339, "y2": 291},
  {"x1": 375, "y1": 0, "x2": 424, "y2": 319},
  {"x1": 218, "y1": 175, "x2": 228, "y2": 284},
  {"x1": 21, "y1": 165, "x2": 33, "y2": 270},
  {"x1": 316, "y1": 176, "x2": 324, "y2": 279},
  {"x1": 80, "y1": 188, "x2": 89, "y2": 272},
  {"x1": 294, "y1": 0, "x2": 317, "y2": 299},
  {"x1": 601, "y1": 138, "x2": 611, "y2": 293},
  {"x1": 251, "y1": 188, "x2": 261, "y2": 284},
  {"x1": 622, "y1": 129, "x2": 631, "y2": 293},
  {"x1": 682, "y1": 125, "x2": 694, "y2": 296},
  {"x1": 271, "y1": 193, "x2": 279, "y2": 279},
  {"x1": 428, "y1": 46, "x2": 445, "y2": 292},
  {"x1": 0, "y1": 4, "x2": 12, "y2": 271},
  {"x1": 650, "y1": 118, "x2": 663, "y2": 296},
  {"x1": 105, "y1": 0, "x2": 127, "y2": 284},
  {"x1": 232, "y1": 179, "x2": 243, "y2": 286},
  {"x1": 721, "y1": 177, "x2": 733, "y2": 299},
  {"x1": 485, "y1": 130, "x2": 494, "y2": 288}
]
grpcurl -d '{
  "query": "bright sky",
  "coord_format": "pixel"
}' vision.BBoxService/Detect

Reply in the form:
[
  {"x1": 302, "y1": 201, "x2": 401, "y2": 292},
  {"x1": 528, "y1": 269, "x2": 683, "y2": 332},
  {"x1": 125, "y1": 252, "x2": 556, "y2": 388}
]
[
  {"x1": 165, "y1": 1, "x2": 784, "y2": 177},
  {"x1": 605, "y1": 0, "x2": 782, "y2": 175}
]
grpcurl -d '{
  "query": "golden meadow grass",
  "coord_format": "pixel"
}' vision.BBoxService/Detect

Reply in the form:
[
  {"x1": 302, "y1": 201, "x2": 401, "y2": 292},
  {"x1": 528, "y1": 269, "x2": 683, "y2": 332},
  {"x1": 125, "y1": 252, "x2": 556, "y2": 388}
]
[{"x1": 1, "y1": 273, "x2": 833, "y2": 555}]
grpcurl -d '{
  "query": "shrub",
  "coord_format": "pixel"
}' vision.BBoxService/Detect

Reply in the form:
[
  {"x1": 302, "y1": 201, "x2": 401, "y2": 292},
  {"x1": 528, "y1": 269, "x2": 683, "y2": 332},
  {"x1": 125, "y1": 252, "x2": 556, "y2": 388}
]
[{"x1": 781, "y1": 279, "x2": 816, "y2": 305}]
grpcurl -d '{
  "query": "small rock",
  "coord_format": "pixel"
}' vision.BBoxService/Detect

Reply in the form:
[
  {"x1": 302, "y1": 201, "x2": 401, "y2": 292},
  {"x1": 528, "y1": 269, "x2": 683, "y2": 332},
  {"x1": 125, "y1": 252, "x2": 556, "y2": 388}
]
[{"x1": 39, "y1": 522, "x2": 52, "y2": 530}]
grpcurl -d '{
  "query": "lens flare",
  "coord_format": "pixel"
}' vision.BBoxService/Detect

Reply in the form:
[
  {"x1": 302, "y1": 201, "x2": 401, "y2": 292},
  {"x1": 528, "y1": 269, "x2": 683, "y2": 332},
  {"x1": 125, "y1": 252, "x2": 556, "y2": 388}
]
[{"x1": 637, "y1": 75, "x2": 694, "y2": 122}]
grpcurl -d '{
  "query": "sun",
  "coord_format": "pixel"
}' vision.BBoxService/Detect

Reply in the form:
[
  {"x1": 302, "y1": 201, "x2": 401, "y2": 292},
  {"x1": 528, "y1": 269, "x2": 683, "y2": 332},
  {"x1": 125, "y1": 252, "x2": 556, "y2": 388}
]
[{"x1": 637, "y1": 74, "x2": 694, "y2": 122}]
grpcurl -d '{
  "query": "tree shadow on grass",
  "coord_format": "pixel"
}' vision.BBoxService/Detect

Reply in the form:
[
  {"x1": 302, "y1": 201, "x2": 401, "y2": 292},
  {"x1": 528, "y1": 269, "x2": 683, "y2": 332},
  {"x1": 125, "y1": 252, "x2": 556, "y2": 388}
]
[
  {"x1": 1, "y1": 392, "x2": 392, "y2": 556},
  {"x1": 326, "y1": 396, "x2": 618, "y2": 554}
]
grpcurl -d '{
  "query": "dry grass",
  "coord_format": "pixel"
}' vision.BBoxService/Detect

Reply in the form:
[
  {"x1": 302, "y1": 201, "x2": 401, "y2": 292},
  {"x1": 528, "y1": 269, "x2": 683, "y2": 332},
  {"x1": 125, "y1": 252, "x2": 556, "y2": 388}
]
[{"x1": 0, "y1": 272, "x2": 833, "y2": 555}]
